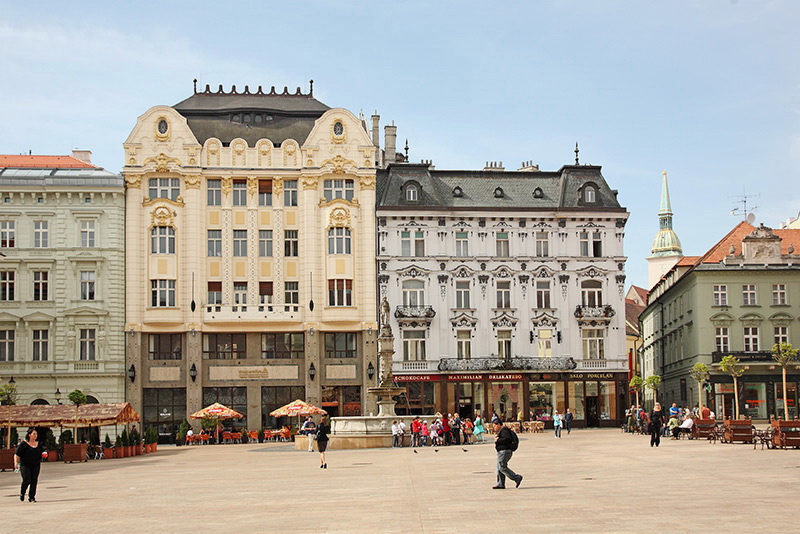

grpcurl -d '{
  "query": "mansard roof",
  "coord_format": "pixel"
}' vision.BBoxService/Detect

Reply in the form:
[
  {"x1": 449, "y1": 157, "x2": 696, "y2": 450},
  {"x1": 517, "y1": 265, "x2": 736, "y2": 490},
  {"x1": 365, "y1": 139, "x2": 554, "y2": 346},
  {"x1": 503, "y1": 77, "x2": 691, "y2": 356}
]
[
  {"x1": 0, "y1": 154, "x2": 121, "y2": 188},
  {"x1": 376, "y1": 163, "x2": 625, "y2": 212}
]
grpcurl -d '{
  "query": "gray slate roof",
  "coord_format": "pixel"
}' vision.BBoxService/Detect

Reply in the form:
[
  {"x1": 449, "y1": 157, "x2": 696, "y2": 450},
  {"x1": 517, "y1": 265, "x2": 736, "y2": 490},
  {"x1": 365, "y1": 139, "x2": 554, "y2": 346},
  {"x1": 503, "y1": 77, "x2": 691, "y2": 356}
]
[{"x1": 0, "y1": 167, "x2": 123, "y2": 188}]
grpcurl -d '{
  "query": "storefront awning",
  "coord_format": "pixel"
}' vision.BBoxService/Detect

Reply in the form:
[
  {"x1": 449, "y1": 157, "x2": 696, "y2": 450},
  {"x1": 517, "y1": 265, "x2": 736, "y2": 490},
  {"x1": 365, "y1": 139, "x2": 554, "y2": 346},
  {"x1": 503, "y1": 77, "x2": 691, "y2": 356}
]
[{"x1": 0, "y1": 402, "x2": 140, "y2": 428}]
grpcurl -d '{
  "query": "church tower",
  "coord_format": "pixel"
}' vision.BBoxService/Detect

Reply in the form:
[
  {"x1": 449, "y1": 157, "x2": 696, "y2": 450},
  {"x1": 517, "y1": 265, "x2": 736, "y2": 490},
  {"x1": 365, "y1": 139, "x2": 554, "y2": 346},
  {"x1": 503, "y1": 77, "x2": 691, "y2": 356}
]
[{"x1": 647, "y1": 170, "x2": 683, "y2": 288}]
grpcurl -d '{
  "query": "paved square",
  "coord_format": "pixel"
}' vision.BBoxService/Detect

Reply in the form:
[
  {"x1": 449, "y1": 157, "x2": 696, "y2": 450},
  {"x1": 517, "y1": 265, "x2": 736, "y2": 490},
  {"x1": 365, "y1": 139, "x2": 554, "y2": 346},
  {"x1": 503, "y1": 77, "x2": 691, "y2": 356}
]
[{"x1": 1, "y1": 429, "x2": 795, "y2": 533}]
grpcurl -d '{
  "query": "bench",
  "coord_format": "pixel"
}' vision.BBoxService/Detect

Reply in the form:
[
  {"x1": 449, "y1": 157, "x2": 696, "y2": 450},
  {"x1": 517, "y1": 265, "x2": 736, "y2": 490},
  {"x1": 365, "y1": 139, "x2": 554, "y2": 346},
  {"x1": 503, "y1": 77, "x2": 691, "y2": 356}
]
[
  {"x1": 722, "y1": 418, "x2": 754, "y2": 444},
  {"x1": 693, "y1": 419, "x2": 717, "y2": 440},
  {"x1": 753, "y1": 428, "x2": 774, "y2": 450},
  {"x1": 771, "y1": 421, "x2": 800, "y2": 449}
]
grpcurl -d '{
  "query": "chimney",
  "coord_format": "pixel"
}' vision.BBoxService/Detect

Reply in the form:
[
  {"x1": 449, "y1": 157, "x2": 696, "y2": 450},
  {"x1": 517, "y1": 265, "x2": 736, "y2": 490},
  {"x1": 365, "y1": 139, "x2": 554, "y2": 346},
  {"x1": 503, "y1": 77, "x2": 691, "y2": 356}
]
[
  {"x1": 371, "y1": 113, "x2": 380, "y2": 148},
  {"x1": 72, "y1": 150, "x2": 92, "y2": 165},
  {"x1": 518, "y1": 160, "x2": 539, "y2": 172},
  {"x1": 384, "y1": 123, "x2": 397, "y2": 166},
  {"x1": 483, "y1": 161, "x2": 504, "y2": 171}
]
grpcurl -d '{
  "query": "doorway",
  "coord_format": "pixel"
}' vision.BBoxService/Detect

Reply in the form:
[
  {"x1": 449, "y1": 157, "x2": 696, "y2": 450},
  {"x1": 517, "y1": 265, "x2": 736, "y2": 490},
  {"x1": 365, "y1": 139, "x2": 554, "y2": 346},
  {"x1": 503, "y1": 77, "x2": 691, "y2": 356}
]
[
  {"x1": 586, "y1": 396, "x2": 600, "y2": 427},
  {"x1": 458, "y1": 398, "x2": 473, "y2": 419}
]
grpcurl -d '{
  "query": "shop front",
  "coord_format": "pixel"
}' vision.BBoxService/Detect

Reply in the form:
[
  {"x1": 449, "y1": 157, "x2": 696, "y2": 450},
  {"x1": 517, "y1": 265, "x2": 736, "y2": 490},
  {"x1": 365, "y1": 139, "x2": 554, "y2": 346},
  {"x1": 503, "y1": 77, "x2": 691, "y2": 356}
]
[{"x1": 711, "y1": 374, "x2": 800, "y2": 421}]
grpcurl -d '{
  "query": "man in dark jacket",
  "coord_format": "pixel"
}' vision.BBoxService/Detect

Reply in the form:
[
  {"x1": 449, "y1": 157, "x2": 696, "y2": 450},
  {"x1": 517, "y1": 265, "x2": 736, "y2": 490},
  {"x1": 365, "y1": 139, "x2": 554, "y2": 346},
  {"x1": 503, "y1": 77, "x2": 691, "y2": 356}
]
[
  {"x1": 492, "y1": 418, "x2": 522, "y2": 489},
  {"x1": 564, "y1": 408, "x2": 574, "y2": 435}
]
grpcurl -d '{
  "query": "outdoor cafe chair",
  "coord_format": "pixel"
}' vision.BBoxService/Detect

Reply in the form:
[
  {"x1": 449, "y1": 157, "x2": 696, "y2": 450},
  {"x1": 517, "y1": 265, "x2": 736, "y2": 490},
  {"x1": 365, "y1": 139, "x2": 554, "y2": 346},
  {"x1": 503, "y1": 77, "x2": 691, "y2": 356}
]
[{"x1": 222, "y1": 431, "x2": 233, "y2": 444}]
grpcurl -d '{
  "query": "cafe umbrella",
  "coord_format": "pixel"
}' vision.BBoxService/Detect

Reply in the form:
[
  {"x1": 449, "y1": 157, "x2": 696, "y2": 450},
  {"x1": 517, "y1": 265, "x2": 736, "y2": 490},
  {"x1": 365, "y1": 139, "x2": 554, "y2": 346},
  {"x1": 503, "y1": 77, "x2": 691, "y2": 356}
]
[
  {"x1": 269, "y1": 399, "x2": 327, "y2": 432},
  {"x1": 190, "y1": 403, "x2": 243, "y2": 442}
]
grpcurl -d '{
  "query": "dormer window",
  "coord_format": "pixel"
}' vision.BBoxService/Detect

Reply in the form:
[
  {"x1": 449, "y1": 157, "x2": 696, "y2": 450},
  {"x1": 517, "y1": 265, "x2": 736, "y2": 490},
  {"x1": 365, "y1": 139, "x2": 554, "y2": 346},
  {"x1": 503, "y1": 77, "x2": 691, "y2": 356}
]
[
  {"x1": 494, "y1": 187, "x2": 504, "y2": 198},
  {"x1": 533, "y1": 187, "x2": 544, "y2": 199},
  {"x1": 333, "y1": 121, "x2": 344, "y2": 136},
  {"x1": 453, "y1": 186, "x2": 463, "y2": 198},
  {"x1": 406, "y1": 184, "x2": 418, "y2": 201},
  {"x1": 580, "y1": 183, "x2": 598, "y2": 204}
]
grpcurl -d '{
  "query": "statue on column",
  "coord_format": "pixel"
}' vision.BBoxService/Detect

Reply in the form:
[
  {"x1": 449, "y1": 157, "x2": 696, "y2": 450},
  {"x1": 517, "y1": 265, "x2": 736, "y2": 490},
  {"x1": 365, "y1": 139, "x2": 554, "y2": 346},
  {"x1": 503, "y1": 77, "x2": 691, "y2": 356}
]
[{"x1": 378, "y1": 297, "x2": 394, "y2": 387}]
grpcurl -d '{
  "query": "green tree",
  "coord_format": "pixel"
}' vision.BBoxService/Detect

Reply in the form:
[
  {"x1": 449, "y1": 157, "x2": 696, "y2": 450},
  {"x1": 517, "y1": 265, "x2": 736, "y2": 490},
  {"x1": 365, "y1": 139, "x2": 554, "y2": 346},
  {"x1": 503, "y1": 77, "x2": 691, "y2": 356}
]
[
  {"x1": 645, "y1": 375, "x2": 662, "y2": 405},
  {"x1": 68, "y1": 389, "x2": 87, "y2": 444},
  {"x1": 772, "y1": 342, "x2": 799, "y2": 420},
  {"x1": 720, "y1": 355, "x2": 745, "y2": 419},
  {"x1": 689, "y1": 363, "x2": 710, "y2": 417},
  {"x1": 629, "y1": 376, "x2": 644, "y2": 408},
  {"x1": 0, "y1": 383, "x2": 18, "y2": 448}
]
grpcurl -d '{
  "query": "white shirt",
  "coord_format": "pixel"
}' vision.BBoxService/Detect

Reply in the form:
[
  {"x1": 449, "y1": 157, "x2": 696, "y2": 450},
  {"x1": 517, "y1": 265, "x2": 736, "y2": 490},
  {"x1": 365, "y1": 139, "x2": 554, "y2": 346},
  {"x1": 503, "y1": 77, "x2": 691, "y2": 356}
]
[
  {"x1": 186, "y1": 429, "x2": 194, "y2": 437},
  {"x1": 398, "y1": 421, "x2": 406, "y2": 434},
  {"x1": 680, "y1": 418, "x2": 694, "y2": 430},
  {"x1": 391, "y1": 424, "x2": 398, "y2": 435}
]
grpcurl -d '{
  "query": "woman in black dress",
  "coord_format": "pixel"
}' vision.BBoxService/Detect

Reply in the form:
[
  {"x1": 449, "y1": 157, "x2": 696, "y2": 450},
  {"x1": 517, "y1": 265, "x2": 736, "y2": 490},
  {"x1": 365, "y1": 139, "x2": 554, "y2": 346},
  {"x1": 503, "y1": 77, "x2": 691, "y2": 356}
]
[
  {"x1": 316, "y1": 416, "x2": 330, "y2": 469},
  {"x1": 14, "y1": 428, "x2": 46, "y2": 502},
  {"x1": 649, "y1": 402, "x2": 665, "y2": 447}
]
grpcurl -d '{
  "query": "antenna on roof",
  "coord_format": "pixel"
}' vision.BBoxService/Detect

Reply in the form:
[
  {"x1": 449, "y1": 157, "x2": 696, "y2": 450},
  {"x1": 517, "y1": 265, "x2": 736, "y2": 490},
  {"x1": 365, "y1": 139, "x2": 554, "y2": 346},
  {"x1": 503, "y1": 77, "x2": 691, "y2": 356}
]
[
  {"x1": 574, "y1": 142, "x2": 580, "y2": 165},
  {"x1": 404, "y1": 139, "x2": 409, "y2": 162},
  {"x1": 309, "y1": 79, "x2": 314, "y2": 96},
  {"x1": 729, "y1": 187, "x2": 759, "y2": 221},
  {"x1": 193, "y1": 78, "x2": 198, "y2": 93}
]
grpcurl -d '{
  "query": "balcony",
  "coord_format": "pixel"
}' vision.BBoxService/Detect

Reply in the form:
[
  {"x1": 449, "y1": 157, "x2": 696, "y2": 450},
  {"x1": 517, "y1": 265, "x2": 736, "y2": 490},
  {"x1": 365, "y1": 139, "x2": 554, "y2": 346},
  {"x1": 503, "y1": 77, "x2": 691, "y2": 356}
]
[
  {"x1": 574, "y1": 359, "x2": 629, "y2": 371},
  {"x1": 438, "y1": 357, "x2": 577, "y2": 372},
  {"x1": 574, "y1": 305, "x2": 615, "y2": 325},
  {"x1": 711, "y1": 351, "x2": 773, "y2": 364},
  {"x1": 393, "y1": 361, "x2": 440, "y2": 373},
  {"x1": 394, "y1": 305, "x2": 436, "y2": 327}
]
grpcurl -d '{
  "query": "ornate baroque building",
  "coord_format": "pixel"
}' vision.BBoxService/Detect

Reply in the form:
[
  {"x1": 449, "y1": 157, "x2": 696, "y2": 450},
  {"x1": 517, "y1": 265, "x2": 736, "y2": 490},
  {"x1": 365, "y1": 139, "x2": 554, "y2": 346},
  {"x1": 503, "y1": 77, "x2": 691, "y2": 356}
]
[
  {"x1": 123, "y1": 83, "x2": 377, "y2": 440},
  {"x1": 377, "y1": 160, "x2": 630, "y2": 427},
  {"x1": 0, "y1": 153, "x2": 125, "y2": 406}
]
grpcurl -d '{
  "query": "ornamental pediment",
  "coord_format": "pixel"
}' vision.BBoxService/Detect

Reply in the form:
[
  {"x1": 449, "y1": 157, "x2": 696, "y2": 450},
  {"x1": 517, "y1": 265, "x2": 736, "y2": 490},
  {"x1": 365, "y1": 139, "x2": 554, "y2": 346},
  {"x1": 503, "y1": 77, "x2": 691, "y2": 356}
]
[
  {"x1": 452, "y1": 221, "x2": 472, "y2": 228},
  {"x1": 320, "y1": 154, "x2": 357, "y2": 175},
  {"x1": 397, "y1": 265, "x2": 431, "y2": 278},
  {"x1": 143, "y1": 153, "x2": 182, "y2": 173},
  {"x1": 452, "y1": 265, "x2": 477, "y2": 278},
  {"x1": 491, "y1": 312, "x2": 518, "y2": 328},
  {"x1": 769, "y1": 312, "x2": 794, "y2": 325},
  {"x1": 491, "y1": 265, "x2": 515, "y2": 278},
  {"x1": 576, "y1": 266, "x2": 608, "y2": 278},
  {"x1": 576, "y1": 221, "x2": 605, "y2": 228},
  {"x1": 0, "y1": 311, "x2": 21, "y2": 323},
  {"x1": 531, "y1": 266, "x2": 555, "y2": 278},
  {"x1": 709, "y1": 312, "x2": 734, "y2": 326},
  {"x1": 738, "y1": 312, "x2": 764, "y2": 325},
  {"x1": 450, "y1": 312, "x2": 478, "y2": 328},
  {"x1": 398, "y1": 220, "x2": 428, "y2": 227},
  {"x1": 531, "y1": 313, "x2": 559, "y2": 327},
  {"x1": 22, "y1": 311, "x2": 56, "y2": 322},
  {"x1": 63, "y1": 306, "x2": 109, "y2": 317}
]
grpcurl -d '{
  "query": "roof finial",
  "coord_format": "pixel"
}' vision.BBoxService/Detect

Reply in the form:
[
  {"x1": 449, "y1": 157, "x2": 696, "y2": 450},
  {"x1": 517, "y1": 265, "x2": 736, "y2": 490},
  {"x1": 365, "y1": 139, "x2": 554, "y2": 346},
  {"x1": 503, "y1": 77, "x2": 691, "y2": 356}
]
[
  {"x1": 404, "y1": 139, "x2": 409, "y2": 162},
  {"x1": 193, "y1": 78, "x2": 198, "y2": 94},
  {"x1": 309, "y1": 79, "x2": 314, "y2": 96},
  {"x1": 574, "y1": 142, "x2": 580, "y2": 165}
]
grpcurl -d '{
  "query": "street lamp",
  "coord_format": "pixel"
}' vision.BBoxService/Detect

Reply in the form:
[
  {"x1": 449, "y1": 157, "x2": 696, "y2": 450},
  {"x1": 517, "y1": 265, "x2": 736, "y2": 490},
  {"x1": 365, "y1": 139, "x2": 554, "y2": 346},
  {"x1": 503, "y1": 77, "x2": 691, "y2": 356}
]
[
  {"x1": 367, "y1": 362, "x2": 375, "y2": 380},
  {"x1": 189, "y1": 364, "x2": 197, "y2": 382},
  {"x1": 55, "y1": 388, "x2": 61, "y2": 404},
  {"x1": 8, "y1": 376, "x2": 14, "y2": 384},
  {"x1": 128, "y1": 365, "x2": 136, "y2": 383},
  {"x1": 308, "y1": 363, "x2": 316, "y2": 381}
]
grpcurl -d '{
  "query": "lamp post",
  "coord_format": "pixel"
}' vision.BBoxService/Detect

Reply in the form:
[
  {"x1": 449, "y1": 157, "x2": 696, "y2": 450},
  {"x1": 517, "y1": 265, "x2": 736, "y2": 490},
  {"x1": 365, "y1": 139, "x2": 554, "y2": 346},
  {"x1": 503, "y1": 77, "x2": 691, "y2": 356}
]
[
  {"x1": 189, "y1": 364, "x2": 197, "y2": 383},
  {"x1": 55, "y1": 388, "x2": 61, "y2": 405},
  {"x1": 308, "y1": 363, "x2": 316, "y2": 381}
]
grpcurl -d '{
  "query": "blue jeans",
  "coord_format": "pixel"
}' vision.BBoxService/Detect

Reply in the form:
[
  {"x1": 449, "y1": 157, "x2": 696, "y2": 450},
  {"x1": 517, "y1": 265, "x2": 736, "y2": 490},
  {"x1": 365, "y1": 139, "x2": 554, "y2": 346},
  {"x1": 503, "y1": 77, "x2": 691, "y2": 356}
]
[{"x1": 496, "y1": 449, "x2": 520, "y2": 488}]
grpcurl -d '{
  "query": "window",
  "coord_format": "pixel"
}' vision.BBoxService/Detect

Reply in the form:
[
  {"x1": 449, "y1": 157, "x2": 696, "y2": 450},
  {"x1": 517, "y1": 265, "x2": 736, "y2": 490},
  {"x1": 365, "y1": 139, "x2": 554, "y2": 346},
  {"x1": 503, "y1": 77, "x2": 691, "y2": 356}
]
[
  {"x1": 263, "y1": 333, "x2": 304, "y2": 359},
  {"x1": 400, "y1": 231, "x2": 424, "y2": 256},
  {"x1": 80, "y1": 220, "x2": 96, "y2": 248},
  {"x1": 0, "y1": 271, "x2": 14, "y2": 301},
  {"x1": 232, "y1": 180, "x2": 247, "y2": 206},
  {"x1": 455, "y1": 232, "x2": 469, "y2": 256},
  {"x1": 232, "y1": 230, "x2": 248, "y2": 257},
  {"x1": 284, "y1": 281, "x2": 299, "y2": 311},
  {"x1": 497, "y1": 330, "x2": 512, "y2": 359},
  {"x1": 258, "y1": 282, "x2": 273, "y2": 311},
  {"x1": 150, "y1": 226, "x2": 176, "y2": 254},
  {"x1": 742, "y1": 284, "x2": 757, "y2": 306},
  {"x1": 0, "y1": 330, "x2": 14, "y2": 361},
  {"x1": 33, "y1": 221, "x2": 48, "y2": 248},
  {"x1": 579, "y1": 231, "x2": 602, "y2": 257},
  {"x1": 402, "y1": 280, "x2": 425, "y2": 307},
  {"x1": 323, "y1": 179, "x2": 355, "y2": 201},
  {"x1": 258, "y1": 180, "x2": 272, "y2": 206},
  {"x1": 496, "y1": 232, "x2": 510, "y2": 257},
  {"x1": 328, "y1": 227, "x2": 352, "y2": 255},
  {"x1": 775, "y1": 326, "x2": 789, "y2": 346},
  {"x1": 32, "y1": 329, "x2": 48, "y2": 361},
  {"x1": 207, "y1": 179, "x2": 221, "y2": 206},
  {"x1": 457, "y1": 331, "x2": 471, "y2": 360},
  {"x1": 284, "y1": 230, "x2": 299, "y2": 257},
  {"x1": 284, "y1": 180, "x2": 298, "y2": 207},
  {"x1": 80, "y1": 271, "x2": 95, "y2": 301},
  {"x1": 79, "y1": 328, "x2": 96, "y2": 361},
  {"x1": 713, "y1": 285, "x2": 728, "y2": 306},
  {"x1": 0, "y1": 221, "x2": 15, "y2": 248},
  {"x1": 403, "y1": 330, "x2": 425, "y2": 361},
  {"x1": 207, "y1": 281, "x2": 222, "y2": 312},
  {"x1": 150, "y1": 279, "x2": 176, "y2": 307},
  {"x1": 535, "y1": 281, "x2": 551, "y2": 309},
  {"x1": 496, "y1": 281, "x2": 511, "y2": 308},
  {"x1": 584, "y1": 187, "x2": 596, "y2": 203},
  {"x1": 208, "y1": 230, "x2": 222, "y2": 257},
  {"x1": 328, "y1": 279, "x2": 353, "y2": 307},
  {"x1": 233, "y1": 282, "x2": 248, "y2": 312},
  {"x1": 582, "y1": 329, "x2": 605, "y2": 359},
  {"x1": 715, "y1": 327, "x2": 729, "y2": 353},
  {"x1": 743, "y1": 326, "x2": 760, "y2": 352},
  {"x1": 259, "y1": 230, "x2": 273, "y2": 257},
  {"x1": 773, "y1": 284, "x2": 787, "y2": 305},
  {"x1": 537, "y1": 329, "x2": 553, "y2": 357},
  {"x1": 455, "y1": 281, "x2": 471, "y2": 309},
  {"x1": 324, "y1": 332, "x2": 357, "y2": 358},
  {"x1": 535, "y1": 232, "x2": 549, "y2": 257},
  {"x1": 203, "y1": 333, "x2": 246, "y2": 359},
  {"x1": 149, "y1": 334, "x2": 182, "y2": 360},
  {"x1": 149, "y1": 177, "x2": 180, "y2": 201},
  {"x1": 32, "y1": 271, "x2": 48, "y2": 301},
  {"x1": 405, "y1": 184, "x2": 418, "y2": 201},
  {"x1": 581, "y1": 280, "x2": 603, "y2": 307}
]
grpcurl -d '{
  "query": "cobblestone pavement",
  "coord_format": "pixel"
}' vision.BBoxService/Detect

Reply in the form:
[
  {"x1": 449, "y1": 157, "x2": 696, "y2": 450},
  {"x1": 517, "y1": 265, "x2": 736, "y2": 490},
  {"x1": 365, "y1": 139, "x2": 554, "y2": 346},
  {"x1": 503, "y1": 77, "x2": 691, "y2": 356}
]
[{"x1": 1, "y1": 429, "x2": 796, "y2": 533}]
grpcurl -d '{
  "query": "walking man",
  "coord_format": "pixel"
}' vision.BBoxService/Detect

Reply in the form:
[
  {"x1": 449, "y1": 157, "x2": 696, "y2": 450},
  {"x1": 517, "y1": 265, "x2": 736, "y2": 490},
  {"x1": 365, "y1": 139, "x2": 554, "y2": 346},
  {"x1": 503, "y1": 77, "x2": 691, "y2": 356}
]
[
  {"x1": 564, "y1": 408, "x2": 574, "y2": 435},
  {"x1": 301, "y1": 416, "x2": 317, "y2": 452},
  {"x1": 492, "y1": 417, "x2": 522, "y2": 489}
]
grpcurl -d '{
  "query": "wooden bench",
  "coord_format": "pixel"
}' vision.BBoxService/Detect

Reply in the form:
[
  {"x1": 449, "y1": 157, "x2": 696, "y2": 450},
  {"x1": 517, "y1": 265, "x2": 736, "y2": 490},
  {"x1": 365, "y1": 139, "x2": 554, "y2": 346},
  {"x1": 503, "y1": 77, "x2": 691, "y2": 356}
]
[
  {"x1": 722, "y1": 418, "x2": 754, "y2": 444},
  {"x1": 771, "y1": 420, "x2": 800, "y2": 449},
  {"x1": 693, "y1": 419, "x2": 717, "y2": 440}
]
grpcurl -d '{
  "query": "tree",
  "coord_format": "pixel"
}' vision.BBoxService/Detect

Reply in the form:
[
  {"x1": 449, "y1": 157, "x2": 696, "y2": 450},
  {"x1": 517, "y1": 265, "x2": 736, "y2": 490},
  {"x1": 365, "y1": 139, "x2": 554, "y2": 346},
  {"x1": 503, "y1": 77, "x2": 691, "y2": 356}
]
[
  {"x1": 689, "y1": 363, "x2": 710, "y2": 416},
  {"x1": 720, "y1": 355, "x2": 745, "y2": 419},
  {"x1": 68, "y1": 389, "x2": 87, "y2": 444},
  {"x1": 772, "y1": 342, "x2": 799, "y2": 420},
  {"x1": 645, "y1": 375, "x2": 662, "y2": 405},
  {"x1": 0, "y1": 383, "x2": 18, "y2": 448},
  {"x1": 629, "y1": 376, "x2": 644, "y2": 409}
]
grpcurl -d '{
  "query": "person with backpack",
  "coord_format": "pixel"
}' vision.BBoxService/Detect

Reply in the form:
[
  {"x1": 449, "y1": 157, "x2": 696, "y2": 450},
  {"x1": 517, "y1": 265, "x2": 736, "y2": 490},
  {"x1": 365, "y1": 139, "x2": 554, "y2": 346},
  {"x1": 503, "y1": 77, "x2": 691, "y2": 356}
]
[{"x1": 491, "y1": 417, "x2": 522, "y2": 489}]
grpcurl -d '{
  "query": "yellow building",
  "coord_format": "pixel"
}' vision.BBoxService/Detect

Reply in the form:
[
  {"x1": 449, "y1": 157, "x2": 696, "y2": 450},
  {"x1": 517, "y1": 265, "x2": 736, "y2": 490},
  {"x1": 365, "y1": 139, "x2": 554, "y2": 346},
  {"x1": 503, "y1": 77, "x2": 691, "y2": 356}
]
[{"x1": 123, "y1": 83, "x2": 377, "y2": 440}]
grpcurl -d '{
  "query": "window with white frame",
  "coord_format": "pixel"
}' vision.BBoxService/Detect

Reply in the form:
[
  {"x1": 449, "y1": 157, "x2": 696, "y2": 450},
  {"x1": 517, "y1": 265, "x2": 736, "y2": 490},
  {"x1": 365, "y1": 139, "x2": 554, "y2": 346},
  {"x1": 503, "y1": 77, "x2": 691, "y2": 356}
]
[
  {"x1": 80, "y1": 271, "x2": 95, "y2": 301},
  {"x1": 537, "y1": 329, "x2": 553, "y2": 357},
  {"x1": 79, "y1": 328, "x2": 96, "y2": 360},
  {"x1": 403, "y1": 330, "x2": 425, "y2": 361},
  {"x1": 535, "y1": 280, "x2": 551, "y2": 308},
  {"x1": 207, "y1": 179, "x2": 221, "y2": 206},
  {"x1": 232, "y1": 282, "x2": 247, "y2": 312},
  {"x1": 583, "y1": 186, "x2": 597, "y2": 203},
  {"x1": 284, "y1": 281, "x2": 299, "y2": 310},
  {"x1": 259, "y1": 282, "x2": 273, "y2": 311},
  {"x1": 582, "y1": 329, "x2": 605, "y2": 359},
  {"x1": 33, "y1": 221, "x2": 48, "y2": 248},
  {"x1": 283, "y1": 180, "x2": 298, "y2": 206},
  {"x1": 0, "y1": 330, "x2": 14, "y2": 361},
  {"x1": 0, "y1": 271, "x2": 14, "y2": 301},
  {"x1": 455, "y1": 232, "x2": 469, "y2": 256},
  {"x1": 581, "y1": 280, "x2": 603, "y2": 307},
  {"x1": 535, "y1": 232, "x2": 549, "y2": 257},
  {"x1": 150, "y1": 226, "x2": 176, "y2": 254},
  {"x1": 233, "y1": 230, "x2": 248, "y2": 257},
  {"x1": 207, "y1": 281, "x2": 222, "y2": 312},
  {"x1": 259, "y1": 230, "x2": 273, "y2": 257},
  {"x1": 258, "y1": 180, "x2": 272, "y2": 206},
  {"x1": 743, "y1": 326, "x2": 760, "y2": 352},
  {"x1": 328, "y1": 279, "x2": 353, "y2": 307},
  {"x1": 284, "y1": 230, "x2": 299, "y2": 257},
  {"x1": 150, "y1": 279, "x2": 176, "y2": 307},
  {"x1": 149, "y1": 178, "x2": 180, "y2": 201},
  {"x1": 457, "y1": 330, "x2": 471, "y2": 360},
  {"x1": 405, "y1": 184, "x2": 418, "y2": 201},
  {"x1": 497, "y1": 330, "x2": 512, "y2": 359},
  {"x1": 0, "y1": 221, "x2": 15, "y2": 248},
  {"x1": 207, "y1": 230, "x2": 222, "y2": 257},
  {"x1": 496, "y1": 232, "x2": 510, "y2": 257},
  {"x1": 80, "y1": 220, "x2": 96, "y2": 248},
  {"x1": 742, "y1": 284, "x2": 757, "y2": 306},
  {"x1": 323, "y1": 179, "x2": 354, "y2": 201},
  {"x1": 32, "y1": 271, "x2": 48, "y2": 301},
  {"x1": 328, "y1": 227, "x2": 352, "y2": 254},
  {"x1": 713, "y1": 285, "x2": 728, "y2": 306},
  {"x1": 32, "y1": 329, "x2": 48, "y2": 361},
  {"x1": 400, "y1": 231, "x2": 424, "y2": 256},
  {"x1": 455, "y1": 281, "x2": 471, "y2": 309},
  {"x1": 773, "y1": 284, "x2": 787, "y2": 305},
  {"x1": 774, "y1": 326, "x2": 789, "y2": 346},
  {"x1": 402, "y1": 280, "x2": 425, "y2": 307},
  {"x1": 496, "y1": 281, "x2": 511, "y2": 308},
  {"x1": 715, "y1": 327, "x2": 729, "y2": 353},
  {"x1": 579, "y1": 231, "x2": 602, "y2": 257},
  {"x1": 232, "y1": 180, "x2": 247, "y2": 206}
]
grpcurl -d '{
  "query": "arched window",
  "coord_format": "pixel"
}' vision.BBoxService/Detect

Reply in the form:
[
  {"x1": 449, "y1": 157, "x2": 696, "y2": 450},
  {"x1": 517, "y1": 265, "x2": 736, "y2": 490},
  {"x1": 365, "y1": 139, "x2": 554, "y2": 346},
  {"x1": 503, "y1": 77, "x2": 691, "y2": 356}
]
[
  {"x1": 402, "y1": 280, "x2": 425, "y2": 307},
  {"x1": 584, "y1": 187, "x2": 596, "y2": 203},
  {"x1": 151, "y1": 226, "x2": 176, "y2": 254},
  {"x1": 581, "y1": 280, "x2": 603, "y2": 307},
  {"x1": 327, "y1": 227, "x2": 352, "y2": 254},
  {"x1": 31, "y1": 399, "x2": 49, "y2": 405},
  {"x1": 86, "y1": 395, "x2": 100, "y2": 404},
  {"x1": 406, "y1": 184, "x2": 418, "y2": 201}
]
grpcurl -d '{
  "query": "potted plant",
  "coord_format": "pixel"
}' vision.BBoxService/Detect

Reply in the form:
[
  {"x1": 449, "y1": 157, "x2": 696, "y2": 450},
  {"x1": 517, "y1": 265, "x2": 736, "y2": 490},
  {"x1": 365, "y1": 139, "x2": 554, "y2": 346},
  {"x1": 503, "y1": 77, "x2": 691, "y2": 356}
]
[
  {"x1": 45, "y1": 429, "x2": 58, "y2": 462},
  {"x1": 120, "y1": 429, "x2": 130, "y2": 458},
  {"x1": 149, "y1": 427, "x2": 159, "y2": 452},
  {"x1": 103, "y1": 434, "x2": 114, "y2": 459},
  {"x1": 63, "y1": 390, "x2": 88, "y2": 463},
  {"x1": 114, "y1": 435, "x2": 124, "y2": 458},
  {"x1": 177, "y1": 419, "x2": 190, "y2": 447},
  {"x1": 0, "y1": 382, "x2": 18, "y2": 471}
]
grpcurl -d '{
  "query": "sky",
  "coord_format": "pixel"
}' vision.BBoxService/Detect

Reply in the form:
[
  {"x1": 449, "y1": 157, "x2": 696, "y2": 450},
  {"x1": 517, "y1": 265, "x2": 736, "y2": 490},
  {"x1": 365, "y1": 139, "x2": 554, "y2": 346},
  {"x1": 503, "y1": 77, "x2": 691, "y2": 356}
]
[{"x1": 1, "y1": 0, "x2": 799, "y2": 289}]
